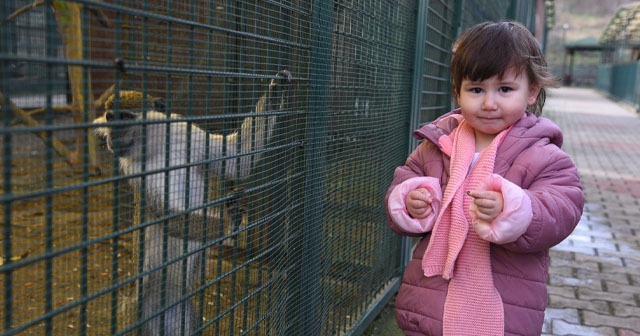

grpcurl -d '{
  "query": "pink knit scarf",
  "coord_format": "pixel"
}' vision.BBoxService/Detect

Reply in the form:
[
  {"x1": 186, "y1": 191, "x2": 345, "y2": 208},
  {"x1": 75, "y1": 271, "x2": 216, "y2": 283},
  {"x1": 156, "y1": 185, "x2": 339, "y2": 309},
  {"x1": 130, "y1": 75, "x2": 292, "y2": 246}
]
[{"x1": 422, "y1": 120, "x2": 510, "y2": 335}]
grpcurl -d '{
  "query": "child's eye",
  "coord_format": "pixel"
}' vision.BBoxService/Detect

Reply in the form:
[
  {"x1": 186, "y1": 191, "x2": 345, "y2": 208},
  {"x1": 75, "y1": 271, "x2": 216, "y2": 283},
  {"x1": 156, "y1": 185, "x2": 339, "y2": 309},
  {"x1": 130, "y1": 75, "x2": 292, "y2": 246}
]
[
  {"x1": 469, "y1": 87, "x2": 483, "y2": 94},
  {"x1": 499, "y1": 86, "x2": 513, "y2": 93}
]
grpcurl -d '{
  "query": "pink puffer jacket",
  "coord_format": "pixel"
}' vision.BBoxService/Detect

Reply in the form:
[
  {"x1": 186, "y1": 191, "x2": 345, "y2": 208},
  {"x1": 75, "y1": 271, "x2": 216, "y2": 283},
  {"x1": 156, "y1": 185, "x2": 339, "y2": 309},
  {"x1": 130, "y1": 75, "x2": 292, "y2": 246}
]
[{"x1": 385, "y1": 110, "x2": 584, "y2": 336}]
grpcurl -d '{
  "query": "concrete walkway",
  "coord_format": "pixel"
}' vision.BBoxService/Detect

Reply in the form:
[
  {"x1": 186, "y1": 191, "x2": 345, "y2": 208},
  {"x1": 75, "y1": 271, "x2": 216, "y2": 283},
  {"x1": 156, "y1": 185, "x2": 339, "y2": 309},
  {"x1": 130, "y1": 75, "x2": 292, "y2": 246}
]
[
  {"x1": 542, "y1": 87, "x2": 640, "y2": 336},
  {"x1": 365, "y1": 87, "x2": 640, "y2": 336}
]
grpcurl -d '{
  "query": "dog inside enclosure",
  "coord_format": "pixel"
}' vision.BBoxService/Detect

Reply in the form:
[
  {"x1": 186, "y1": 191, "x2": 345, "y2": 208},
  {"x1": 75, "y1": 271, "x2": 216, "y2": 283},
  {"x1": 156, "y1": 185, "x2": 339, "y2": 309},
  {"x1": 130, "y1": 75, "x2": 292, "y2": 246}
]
[{"x1": 93, "y1": 70, "x2": 293, "y2": 335}]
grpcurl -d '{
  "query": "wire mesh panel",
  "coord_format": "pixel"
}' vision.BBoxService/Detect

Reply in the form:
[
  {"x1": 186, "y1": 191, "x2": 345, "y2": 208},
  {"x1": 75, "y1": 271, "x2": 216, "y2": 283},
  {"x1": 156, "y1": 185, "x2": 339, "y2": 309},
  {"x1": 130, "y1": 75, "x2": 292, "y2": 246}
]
[
  {"x1": 415, "y1": 0, "x2": 459, "y2": 125},
  {"x1": 319, "y1": 0, "x2": 415, "y2": 333},
  {"x1": 460, "y1": 0, "x2": 512, "y2": 31},
  {"x1": 0, "y1": 0, "x2": 412, "y2": 335},
  {"x1": 1, "y1": 0, "x2": 308, "y2": 335}
]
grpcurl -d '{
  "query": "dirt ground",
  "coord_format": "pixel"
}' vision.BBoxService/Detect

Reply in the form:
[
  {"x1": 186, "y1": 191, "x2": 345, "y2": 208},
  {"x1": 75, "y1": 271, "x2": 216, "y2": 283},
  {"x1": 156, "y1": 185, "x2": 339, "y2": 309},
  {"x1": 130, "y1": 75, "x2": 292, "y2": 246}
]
[{"x1": 0, "y1": 111, "x2": 281, "y2": 335}]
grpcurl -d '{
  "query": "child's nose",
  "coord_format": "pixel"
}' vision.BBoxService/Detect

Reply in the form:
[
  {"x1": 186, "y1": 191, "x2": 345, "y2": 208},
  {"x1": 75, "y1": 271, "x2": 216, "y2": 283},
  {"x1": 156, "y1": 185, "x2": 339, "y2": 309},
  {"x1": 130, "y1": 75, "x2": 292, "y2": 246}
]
[{"x1": 482, "y1": 93, "x2": 498, "y2": 110}]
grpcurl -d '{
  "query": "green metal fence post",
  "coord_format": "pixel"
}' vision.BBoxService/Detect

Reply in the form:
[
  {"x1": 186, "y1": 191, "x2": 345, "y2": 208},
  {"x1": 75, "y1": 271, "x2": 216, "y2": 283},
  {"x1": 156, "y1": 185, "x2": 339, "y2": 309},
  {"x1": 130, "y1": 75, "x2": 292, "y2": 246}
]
[
  {"x1": 452, "y1": 0, "x2": 464, "y2": 47},
  {"x1": 507, "y1": 0, "x2": 518, "y2": 22},
  {"x1": 0, "y1": 1, "x2": 13, "y2": 332},
  {"x1": 293, "y1": 0, "x2": 333, "y2": 334},
  {"x1": 404, "y1": 0, "x2": 430, "y2": 269},
  {"x1": 408, "y1": 0, "x2": 430, "y2": 167}
]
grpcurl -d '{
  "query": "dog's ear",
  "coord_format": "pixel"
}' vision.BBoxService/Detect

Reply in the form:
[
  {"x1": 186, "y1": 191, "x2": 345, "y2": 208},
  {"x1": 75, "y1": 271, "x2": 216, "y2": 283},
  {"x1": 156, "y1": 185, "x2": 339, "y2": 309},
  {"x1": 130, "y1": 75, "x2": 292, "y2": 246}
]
[{"x1": 105, "y1": 110, "x2": 138, "y2": 122}]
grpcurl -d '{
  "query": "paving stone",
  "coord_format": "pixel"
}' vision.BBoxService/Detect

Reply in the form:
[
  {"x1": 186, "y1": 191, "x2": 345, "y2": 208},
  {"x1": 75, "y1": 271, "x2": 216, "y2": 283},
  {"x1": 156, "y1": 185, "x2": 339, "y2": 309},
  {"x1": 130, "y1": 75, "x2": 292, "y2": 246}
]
[
  {"x1": 582, "y1": 310, "x2": 640, "y2": 332},
  {"x1": 547, "y1": 285, "x2": 578, "y2": 299},
  {"x1": 604, "y1": 281, "x2": 640, "y2": 298},
  {"x1": 550, "y1": 319, "x2": 617, "y2": 336},
  {"x1": 547, "y1": 296, "x2": 610, "y2": 312},
  {"x1": 553, "y1": 242, "x2": 597, "y2": 256},
  {"x1": 610, "y1": 302, "x2": 640, "y2": 318},
  {"x1": 577, "y1": 287, "x2": 636, "y2": 306},
  {"x1": 545, "y1": 307, "x2": 581, "y2": 323},
  {"x1": 549, "y1": 265, "x2": 578, "y2": 277},
  {"x1": 575, "y1": 253, "x2": 624, "y2": 268},
  {"x1": 573, "y1": 268, "x2": 629, "y2": 284},
  {"x1": 548, "y1": 273, "x2": 602, "y2": 291}
]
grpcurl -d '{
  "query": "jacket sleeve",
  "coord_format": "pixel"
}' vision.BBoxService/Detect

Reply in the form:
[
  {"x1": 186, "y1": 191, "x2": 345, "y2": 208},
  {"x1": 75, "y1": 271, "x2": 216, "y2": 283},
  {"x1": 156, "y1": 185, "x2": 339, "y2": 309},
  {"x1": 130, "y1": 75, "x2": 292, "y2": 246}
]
[
  {"x1": 388, "y1": 176, "x2": 442, "y2": 233},
  {"x1": 502, "y1": 143, "x2": 584, "y2": 253},
  {"x1": 470, "y1": 174, "x2": 533, "y2": 244},
  {"x1": 385, "y1": 140, "x2": 445, "y2": 236}
]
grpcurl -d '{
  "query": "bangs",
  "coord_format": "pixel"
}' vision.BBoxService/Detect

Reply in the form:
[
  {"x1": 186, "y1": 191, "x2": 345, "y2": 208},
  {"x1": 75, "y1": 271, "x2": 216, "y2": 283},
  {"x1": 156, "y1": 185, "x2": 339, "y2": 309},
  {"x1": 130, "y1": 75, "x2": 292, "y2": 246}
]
[
  {"x1": 464, "y1": 46, "x2": 527, "y2": 83},
  {"x1": 452, "y1": 22, "x2": 531, "y2": 89}
]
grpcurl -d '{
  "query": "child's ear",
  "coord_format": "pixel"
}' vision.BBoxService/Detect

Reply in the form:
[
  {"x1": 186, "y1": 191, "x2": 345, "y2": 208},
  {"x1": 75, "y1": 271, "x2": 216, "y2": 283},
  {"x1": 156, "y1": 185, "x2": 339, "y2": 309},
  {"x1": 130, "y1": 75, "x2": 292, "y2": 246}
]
[{"x1": 528, "y1": 84, "x2": 541, "y2": 105}]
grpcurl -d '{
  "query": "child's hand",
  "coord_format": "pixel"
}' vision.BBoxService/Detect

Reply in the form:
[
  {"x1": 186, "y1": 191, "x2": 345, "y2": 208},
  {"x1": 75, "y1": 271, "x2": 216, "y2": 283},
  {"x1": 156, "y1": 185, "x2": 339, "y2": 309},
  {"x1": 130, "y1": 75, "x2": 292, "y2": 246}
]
[
  {"x1": 388, "y1": 177, "x2": 442, "y2": 233},
  {"x1": 467, "y1": 174, "x2": 532, "y2": 244},
  {"x1": 467, "y1": 189, "x2": 504, "y2": 223},
  {"x1": 468, "y1": 173, "x2": 504, "y2": 223},
  {"x1": 406, "y1": 188, "x2": 433, "y2": 219}
]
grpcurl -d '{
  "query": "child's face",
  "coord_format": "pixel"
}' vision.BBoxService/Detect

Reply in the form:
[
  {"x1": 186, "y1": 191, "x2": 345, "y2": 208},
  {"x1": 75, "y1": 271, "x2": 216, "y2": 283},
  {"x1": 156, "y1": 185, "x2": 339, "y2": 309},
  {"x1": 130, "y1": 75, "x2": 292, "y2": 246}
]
[{"x1": 457, "y1": 67, "x2": 539, "y2": 140}]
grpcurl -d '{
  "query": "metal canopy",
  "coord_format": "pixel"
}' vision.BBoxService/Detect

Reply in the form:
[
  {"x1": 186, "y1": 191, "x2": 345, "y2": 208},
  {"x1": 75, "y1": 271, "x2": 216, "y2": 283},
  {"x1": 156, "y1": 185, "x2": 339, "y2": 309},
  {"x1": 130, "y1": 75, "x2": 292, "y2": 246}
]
[{"x1": 600, "y1": 2, "x2": 640, "y2": 46}]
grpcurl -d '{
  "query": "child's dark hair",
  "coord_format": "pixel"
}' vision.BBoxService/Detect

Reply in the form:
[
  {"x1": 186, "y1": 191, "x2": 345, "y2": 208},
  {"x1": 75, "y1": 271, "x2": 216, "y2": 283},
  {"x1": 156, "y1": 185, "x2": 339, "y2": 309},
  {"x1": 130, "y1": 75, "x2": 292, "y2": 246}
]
[{"x1": 450, "y1": 21, "x2": 556, "y2": 116}]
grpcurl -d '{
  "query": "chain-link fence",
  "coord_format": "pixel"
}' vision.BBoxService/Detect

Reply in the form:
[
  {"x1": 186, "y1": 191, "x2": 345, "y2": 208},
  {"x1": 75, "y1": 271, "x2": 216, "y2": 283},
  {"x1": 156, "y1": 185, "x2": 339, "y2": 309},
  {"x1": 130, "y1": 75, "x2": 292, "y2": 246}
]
[{"x1": 0, "y1": 0, "x2": 545, "y2": 335}]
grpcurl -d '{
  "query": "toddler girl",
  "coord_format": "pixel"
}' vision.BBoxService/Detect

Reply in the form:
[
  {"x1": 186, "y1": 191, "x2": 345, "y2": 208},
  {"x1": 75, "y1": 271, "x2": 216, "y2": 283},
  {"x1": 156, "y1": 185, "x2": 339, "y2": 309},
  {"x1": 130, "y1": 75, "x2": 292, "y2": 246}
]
[{"x1": 385, "y1": 21, "x2": 585, "y2": 336}]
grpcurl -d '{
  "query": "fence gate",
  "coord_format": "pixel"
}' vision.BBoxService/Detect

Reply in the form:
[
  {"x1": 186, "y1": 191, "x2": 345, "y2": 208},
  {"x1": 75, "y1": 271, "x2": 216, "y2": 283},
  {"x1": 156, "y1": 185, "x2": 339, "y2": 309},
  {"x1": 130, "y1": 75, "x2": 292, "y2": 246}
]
[{"x1": 0, "y1": 0, "x2": 415, "y2": 335}]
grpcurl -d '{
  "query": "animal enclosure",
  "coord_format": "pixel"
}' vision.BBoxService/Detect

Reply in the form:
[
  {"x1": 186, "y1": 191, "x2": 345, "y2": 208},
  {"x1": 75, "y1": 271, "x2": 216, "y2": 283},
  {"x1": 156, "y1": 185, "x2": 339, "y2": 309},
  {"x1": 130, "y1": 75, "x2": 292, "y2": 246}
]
[
  {"x1": 0, "y1": 0, "x2": 546, "y2": 335},
  {"x1": 0, "y1": 1, "x2": 410, "y2": 334}
]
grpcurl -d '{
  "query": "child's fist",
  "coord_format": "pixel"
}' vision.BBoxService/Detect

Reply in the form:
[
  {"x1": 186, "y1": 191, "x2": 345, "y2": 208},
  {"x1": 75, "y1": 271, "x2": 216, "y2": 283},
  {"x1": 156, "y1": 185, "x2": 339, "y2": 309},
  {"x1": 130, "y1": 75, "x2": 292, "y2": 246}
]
[
  {"x1": 468, "y1": 174, "x2": 532, "y2": 244},
  {"x1": 468, "y1": 174, "x2": 504, "y2": 223},
  {"x1": 406, "y1": 188, "x2": 433, "y2": 219},
  {"x1": 387, "y1": 177, "x2": 442, "y2": 233}
]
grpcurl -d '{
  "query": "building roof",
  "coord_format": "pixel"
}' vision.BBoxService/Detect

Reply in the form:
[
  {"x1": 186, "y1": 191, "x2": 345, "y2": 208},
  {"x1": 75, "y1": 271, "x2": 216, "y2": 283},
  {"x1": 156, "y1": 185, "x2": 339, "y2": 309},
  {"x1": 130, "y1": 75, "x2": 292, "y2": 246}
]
[
  {"x1": 600, "y1": 2, "x2": 640, "y2": 46},
  {"x1": 565, "y1": 36, "x2": 608, "y2": 52}
]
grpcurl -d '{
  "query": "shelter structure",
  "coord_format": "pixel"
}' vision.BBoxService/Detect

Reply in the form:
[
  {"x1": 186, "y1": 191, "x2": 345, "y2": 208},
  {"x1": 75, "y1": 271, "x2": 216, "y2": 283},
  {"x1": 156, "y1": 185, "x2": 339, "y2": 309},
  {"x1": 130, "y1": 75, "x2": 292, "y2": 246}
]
[{"x1": 562, "y1": 36, "x2": 611, "y2": 86}]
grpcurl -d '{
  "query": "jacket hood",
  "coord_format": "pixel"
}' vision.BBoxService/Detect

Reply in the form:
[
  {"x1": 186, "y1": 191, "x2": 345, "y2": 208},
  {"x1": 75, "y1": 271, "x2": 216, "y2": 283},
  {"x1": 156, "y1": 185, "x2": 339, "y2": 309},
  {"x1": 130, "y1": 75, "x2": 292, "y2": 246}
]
[{"x1": 413, "y1": 108, "x2": 564, "y2": 150}]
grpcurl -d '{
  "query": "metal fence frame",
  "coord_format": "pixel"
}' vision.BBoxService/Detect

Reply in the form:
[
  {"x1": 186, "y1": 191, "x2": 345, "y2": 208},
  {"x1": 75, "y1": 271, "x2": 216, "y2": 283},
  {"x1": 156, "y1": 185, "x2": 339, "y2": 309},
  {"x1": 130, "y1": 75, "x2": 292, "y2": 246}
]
[{"x1": 0, "y1": 0, "x2": 544, "y2": 335}]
